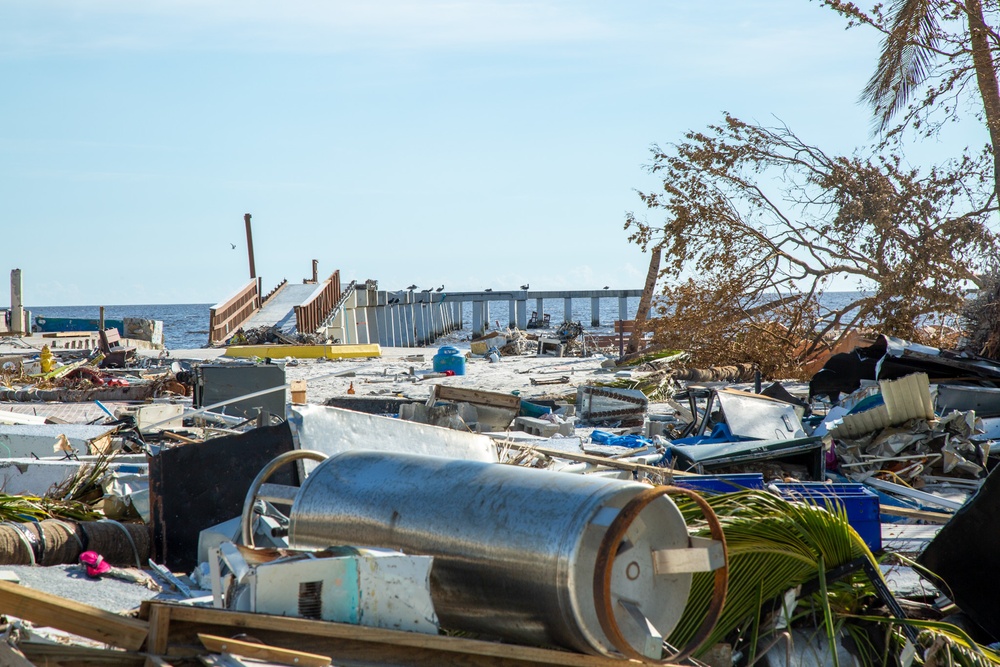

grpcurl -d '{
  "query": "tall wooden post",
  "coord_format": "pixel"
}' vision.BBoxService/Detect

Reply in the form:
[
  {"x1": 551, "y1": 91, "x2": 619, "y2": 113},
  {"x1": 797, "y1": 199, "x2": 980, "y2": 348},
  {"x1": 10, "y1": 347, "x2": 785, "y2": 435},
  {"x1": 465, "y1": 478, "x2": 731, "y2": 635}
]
[{"x1": 244, "y1": 213, "x2": 256, "y2": 279}]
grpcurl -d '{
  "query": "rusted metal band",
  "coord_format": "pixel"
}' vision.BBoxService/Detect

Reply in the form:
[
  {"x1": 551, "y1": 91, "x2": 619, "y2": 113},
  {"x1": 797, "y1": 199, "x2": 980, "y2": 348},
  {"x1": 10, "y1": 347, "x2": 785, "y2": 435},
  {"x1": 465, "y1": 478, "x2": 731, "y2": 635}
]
[
  {"x1": 240, "y1": 450, "x2": 328, "y2": 548},
  {"x1": 593, "y1": 485, "x2": 729, "y2": 664}
]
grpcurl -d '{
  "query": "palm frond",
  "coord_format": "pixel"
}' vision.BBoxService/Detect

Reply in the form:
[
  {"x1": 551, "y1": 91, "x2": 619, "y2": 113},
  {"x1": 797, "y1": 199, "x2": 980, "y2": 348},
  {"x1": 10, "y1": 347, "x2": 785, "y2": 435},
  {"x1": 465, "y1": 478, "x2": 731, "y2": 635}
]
[
  {"x1": 863, "y1": 0, "x2": 942, "y2": 130},
  {"x1": 667, "y1": 490, "x2": 871, "y2": 652}
]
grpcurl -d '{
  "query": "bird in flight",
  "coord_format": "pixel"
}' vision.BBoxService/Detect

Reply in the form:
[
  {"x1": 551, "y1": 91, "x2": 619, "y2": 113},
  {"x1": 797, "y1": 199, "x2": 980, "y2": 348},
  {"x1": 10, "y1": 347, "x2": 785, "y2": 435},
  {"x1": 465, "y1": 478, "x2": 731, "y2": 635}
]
[
  {"x1": 230, "y1": 243, "x2": 237, "y2": 250},
  {"x1": 406, "y1": 284, "x2": 418, "y2": 290},
  {"x1": 520, "y1": 283, "x2": 529, "y2": 290}
]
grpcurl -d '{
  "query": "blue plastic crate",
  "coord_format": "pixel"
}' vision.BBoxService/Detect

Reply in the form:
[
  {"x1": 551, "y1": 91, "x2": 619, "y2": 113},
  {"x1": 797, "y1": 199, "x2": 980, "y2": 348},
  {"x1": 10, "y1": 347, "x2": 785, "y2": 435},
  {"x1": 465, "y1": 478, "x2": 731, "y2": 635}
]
[
  {"x1": 772, "y1": 482, "x2": 881, "y2": 552},
  {"x1": 673, "y1": 473, "x2": 766, "y2": 495}
]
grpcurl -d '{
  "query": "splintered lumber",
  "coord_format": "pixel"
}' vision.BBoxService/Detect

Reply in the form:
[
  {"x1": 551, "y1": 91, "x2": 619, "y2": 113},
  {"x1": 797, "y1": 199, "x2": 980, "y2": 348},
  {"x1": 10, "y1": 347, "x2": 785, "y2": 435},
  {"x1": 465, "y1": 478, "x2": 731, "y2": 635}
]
[
  {"x1": 198, "y1": 633, "x2": 331, "y2": 667},
  {"x1": 20, "y1": 641, "x2": 146, "y2": 666},
  {"x1": 0, "y1": 580, "x2": 148, "y2": 651},
  {"x1": 431, "y1": 385, "x2": 522, "y2": 410},
  {"x1": 877, "y1": 505, "x2": 954, "y2": 524},
  {"x1": 504, "y1": 442, "x2": 695, "y2": 477},
  {"x1": 141, "y1": 602, "x2": 645, "y2": 667}
]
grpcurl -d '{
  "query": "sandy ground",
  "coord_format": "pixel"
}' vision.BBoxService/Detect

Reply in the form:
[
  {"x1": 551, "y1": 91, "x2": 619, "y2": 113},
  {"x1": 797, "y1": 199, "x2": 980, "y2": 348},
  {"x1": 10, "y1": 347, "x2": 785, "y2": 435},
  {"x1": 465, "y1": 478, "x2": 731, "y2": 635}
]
[{"x1": 260, "y1": 342, "x2": 622, "y2": 406}]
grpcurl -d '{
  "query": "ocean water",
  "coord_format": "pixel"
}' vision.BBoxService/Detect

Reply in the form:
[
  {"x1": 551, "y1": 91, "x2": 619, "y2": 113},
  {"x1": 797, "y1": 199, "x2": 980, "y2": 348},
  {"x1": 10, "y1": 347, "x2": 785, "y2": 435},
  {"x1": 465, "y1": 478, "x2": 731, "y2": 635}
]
[
  {"x1": 26, "y1": 291, "x2": 877, "y2": 350},
  {"x1": 30, "y1": 304, "x2": 212, "y2": 350}
]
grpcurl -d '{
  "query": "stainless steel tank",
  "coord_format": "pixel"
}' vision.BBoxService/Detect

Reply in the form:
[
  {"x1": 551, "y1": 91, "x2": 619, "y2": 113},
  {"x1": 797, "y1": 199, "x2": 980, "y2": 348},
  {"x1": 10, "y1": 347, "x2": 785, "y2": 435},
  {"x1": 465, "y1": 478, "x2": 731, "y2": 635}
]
[{"x1": 287, "y1": 450, "x2": 724, "y2": 660}]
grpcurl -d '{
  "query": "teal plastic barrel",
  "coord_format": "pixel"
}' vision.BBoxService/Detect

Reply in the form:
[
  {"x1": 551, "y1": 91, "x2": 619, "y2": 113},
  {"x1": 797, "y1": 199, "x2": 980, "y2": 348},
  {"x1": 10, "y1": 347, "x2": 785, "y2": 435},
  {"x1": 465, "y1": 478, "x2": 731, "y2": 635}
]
[{"x1": 433, "y1": 346, "x2": 466, "y2": 375}]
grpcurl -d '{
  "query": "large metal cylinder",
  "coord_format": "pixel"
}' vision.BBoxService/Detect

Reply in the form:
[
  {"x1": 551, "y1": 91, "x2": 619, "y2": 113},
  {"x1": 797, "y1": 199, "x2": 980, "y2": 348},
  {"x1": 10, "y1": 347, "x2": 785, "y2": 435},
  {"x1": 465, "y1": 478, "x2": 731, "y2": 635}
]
[{"x1": 288, "y1": 451, "x2": 695, "y2": 657}]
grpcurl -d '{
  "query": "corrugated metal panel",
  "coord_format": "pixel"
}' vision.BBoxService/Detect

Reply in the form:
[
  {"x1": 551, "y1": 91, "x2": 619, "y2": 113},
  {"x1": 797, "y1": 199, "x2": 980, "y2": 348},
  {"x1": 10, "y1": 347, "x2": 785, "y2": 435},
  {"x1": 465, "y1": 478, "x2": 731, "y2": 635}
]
[
  {"x1": 830, "y1": 373, "x2": 933, "y2": 440},
  {"x1": 881, "y1": 372, "x2": 934, "y2": 423}
]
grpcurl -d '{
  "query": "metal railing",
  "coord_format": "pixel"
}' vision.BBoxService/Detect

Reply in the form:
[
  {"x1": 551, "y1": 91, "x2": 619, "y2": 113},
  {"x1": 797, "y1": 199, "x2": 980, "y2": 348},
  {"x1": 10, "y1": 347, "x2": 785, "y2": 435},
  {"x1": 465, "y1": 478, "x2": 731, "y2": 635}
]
[
  {"x1": 294, "y1": 270, "x2": 341, "y2": 335},
  {"x1": 208, "y1": 278, "x2": 261, "y2": 345}
]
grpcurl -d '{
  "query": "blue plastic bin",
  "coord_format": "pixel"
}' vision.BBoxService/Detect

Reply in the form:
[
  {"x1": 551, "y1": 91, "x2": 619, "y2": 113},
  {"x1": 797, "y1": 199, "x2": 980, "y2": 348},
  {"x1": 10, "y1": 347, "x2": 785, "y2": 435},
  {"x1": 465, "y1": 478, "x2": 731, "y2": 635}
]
[
  {"x1": 772, "y1": 482, "x2": 881, "y2": 552},
  {"x1": 432, "y1": 346, "x2": 466, "y2": 375},
  {"x1": 673, "y1": 473, "x2": 766, "y2": 495}
]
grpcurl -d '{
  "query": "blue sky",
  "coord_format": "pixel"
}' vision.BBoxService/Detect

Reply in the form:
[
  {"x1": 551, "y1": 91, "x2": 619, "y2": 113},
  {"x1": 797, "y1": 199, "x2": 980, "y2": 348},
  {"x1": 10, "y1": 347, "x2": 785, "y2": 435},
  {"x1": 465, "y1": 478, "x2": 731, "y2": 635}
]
[{"x1": 0, "y1": 1, "x2": 984, "y2": 306}]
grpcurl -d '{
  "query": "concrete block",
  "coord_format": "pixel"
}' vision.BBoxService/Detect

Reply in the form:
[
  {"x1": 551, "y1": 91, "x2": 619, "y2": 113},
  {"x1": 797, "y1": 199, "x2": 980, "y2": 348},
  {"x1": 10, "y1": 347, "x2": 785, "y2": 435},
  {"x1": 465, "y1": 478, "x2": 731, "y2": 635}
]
[{"x1": 515, "y1": 416, "x2": 559, "y2": 437}]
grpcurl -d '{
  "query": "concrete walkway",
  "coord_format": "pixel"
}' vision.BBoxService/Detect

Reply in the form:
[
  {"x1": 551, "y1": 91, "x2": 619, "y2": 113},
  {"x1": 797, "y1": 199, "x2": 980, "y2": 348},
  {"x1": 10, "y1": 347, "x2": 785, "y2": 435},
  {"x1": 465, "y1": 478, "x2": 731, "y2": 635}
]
[{"x1": 243, "y1": 283, "x2": 318, "y2": 334}]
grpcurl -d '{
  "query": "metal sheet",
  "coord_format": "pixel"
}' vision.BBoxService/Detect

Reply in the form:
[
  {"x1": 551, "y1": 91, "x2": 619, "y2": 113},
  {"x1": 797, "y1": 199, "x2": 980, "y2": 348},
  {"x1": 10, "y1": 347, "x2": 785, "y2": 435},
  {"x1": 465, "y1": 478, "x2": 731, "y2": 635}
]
[
  {"x1": 716, "y1": 390, "x2": 805, "y2": 441},
  {"x1": 290, "y1": 404, "x2": 497, "y2": 474},
  {"x1": 0, "y1": 424, "x2": 117, "y2": 458},
  {"x1": 936, "y1": 384, "x2": 1000, "y2": 418}
]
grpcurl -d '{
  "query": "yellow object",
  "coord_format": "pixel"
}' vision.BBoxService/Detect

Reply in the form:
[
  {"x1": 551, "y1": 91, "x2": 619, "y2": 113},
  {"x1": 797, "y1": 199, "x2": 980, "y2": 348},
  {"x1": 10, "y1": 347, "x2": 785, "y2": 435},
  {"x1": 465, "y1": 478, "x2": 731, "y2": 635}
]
[
  {"x1": 40, "y1": 345, "x2": 54, "y2": 373},
  {"x1": 224, "y1": 344, "x2": 381, "y2": 360}
]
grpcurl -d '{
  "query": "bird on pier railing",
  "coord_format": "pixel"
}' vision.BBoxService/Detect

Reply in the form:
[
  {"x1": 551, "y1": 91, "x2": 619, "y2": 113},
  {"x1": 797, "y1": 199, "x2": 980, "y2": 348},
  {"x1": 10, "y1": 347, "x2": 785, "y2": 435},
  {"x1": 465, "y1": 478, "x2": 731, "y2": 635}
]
[
  {"x1": 406, "y1": 284, "x2": 418, "y2": 290},
  {"x1": 520, "y1": 283, "x2": 529, "y2": 290},
  {"x1": 603, "y1": 285, "x2": 609, "y2": 290},
  {"x1": 484, "y1": 288, "x2": 493, "y2": 292},
  {"x1": 420, "y1": 287, "x2": 432, "y2": 293},
  {"x1": 436, "y1": 285, "x2": 444, "y2": 292}
]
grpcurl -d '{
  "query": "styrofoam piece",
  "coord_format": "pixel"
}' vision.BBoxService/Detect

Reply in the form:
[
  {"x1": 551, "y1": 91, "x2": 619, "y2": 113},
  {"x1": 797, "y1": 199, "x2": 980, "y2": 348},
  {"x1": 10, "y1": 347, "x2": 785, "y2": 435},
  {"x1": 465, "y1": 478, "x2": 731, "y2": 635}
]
[{"x1": 290, "y1": 404, "x2": 498, "y2": 475}]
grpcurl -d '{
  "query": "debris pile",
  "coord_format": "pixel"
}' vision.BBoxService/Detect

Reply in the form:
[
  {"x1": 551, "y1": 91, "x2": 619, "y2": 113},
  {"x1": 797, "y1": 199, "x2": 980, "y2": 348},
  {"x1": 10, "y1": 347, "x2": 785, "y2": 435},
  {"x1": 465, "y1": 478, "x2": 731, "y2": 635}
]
[{"x1": 5, "y1": 322, "x2": 1000, "y2": 666}]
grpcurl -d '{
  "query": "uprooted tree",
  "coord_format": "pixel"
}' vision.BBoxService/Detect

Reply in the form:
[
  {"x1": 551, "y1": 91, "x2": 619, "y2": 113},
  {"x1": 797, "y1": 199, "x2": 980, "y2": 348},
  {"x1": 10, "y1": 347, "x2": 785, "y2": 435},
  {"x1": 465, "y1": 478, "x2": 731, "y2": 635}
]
[{"x1": 625, "y1": 114, "x2": 996, "y2": 377}]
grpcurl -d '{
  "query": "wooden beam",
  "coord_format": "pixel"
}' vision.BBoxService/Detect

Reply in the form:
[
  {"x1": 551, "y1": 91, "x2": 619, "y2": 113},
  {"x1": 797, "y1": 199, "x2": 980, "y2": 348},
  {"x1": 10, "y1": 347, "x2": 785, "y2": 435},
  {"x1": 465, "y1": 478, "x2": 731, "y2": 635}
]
[
  {"x1": 504, "y1": 442, "x2": 694, "y2": 477},
  {"x1": 877, "y1": 505, "x2": 953, "y2": 524},
  {"x1": 148, "y1": 602, "x2": 637, "y2": 667},
  {"x1": 432, "y1": 385, "x2": 521, "y2": 410},
  {"x1": 0, "y1": 580, "x2": 148, "y2": 651},
  {"x1": 20, "y1": 641, "x2": 145, "y2": 666},
  {"x1": 198, "y1": 633, "x2": 331, "y2": 667}
]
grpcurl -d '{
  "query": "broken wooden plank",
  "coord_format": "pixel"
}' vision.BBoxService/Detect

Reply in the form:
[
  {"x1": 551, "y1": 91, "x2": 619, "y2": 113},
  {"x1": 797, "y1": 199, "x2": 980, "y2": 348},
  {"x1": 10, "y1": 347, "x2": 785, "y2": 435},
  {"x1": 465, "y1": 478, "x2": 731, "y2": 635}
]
[
  {"x1": 529, "y1": 376, "x2": 570, "y2": 386},
  {"x1": 161, "y1": 431, "x2": 202, "y2": 445},
  {"x1": 878, "y1": 505, "x2": 953, "y2": 524},
  {"x1": 198, "y1": 633, "x2": 331, "y2": 667},
  {"x1": 431, "y1": 385, "x2": 521, "y2": 410},
  {"x1": 145, "y1": 602, "x2": 638, "y2": 667},
  {"x1": 20, "y1": 641, "x2": 145, "y2": 666},
  {"x1": 504, "y1": 442, "x2": 694, "y2": 477},
  {"x1": 0, "y1": 580, "x2": 148, "y2": 651}
]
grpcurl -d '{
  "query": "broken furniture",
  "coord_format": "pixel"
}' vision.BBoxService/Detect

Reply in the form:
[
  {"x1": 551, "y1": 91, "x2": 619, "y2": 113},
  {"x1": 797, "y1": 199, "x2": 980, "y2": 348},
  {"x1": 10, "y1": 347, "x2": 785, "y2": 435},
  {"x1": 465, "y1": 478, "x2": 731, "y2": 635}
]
[
  {"x1": 677, "y1": 387, "x2": 806, "y2": 443},
  {"x1": 248, "y1": 449, "x2": 728, "y2": 661},
  {"x1": 537, "y1": 336, "x2": 564, "y2": 356},
  {"x1": 98, "y1": 327, "x2": 136, "y2": 368}
]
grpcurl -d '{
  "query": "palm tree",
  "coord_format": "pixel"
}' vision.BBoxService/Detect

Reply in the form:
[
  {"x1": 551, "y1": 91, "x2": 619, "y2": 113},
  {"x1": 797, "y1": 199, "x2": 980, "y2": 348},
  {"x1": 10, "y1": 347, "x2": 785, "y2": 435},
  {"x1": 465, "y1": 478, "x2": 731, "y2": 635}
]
[{"x1": 862, "y1": 0, "x2": 1000, "y2": 199}]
